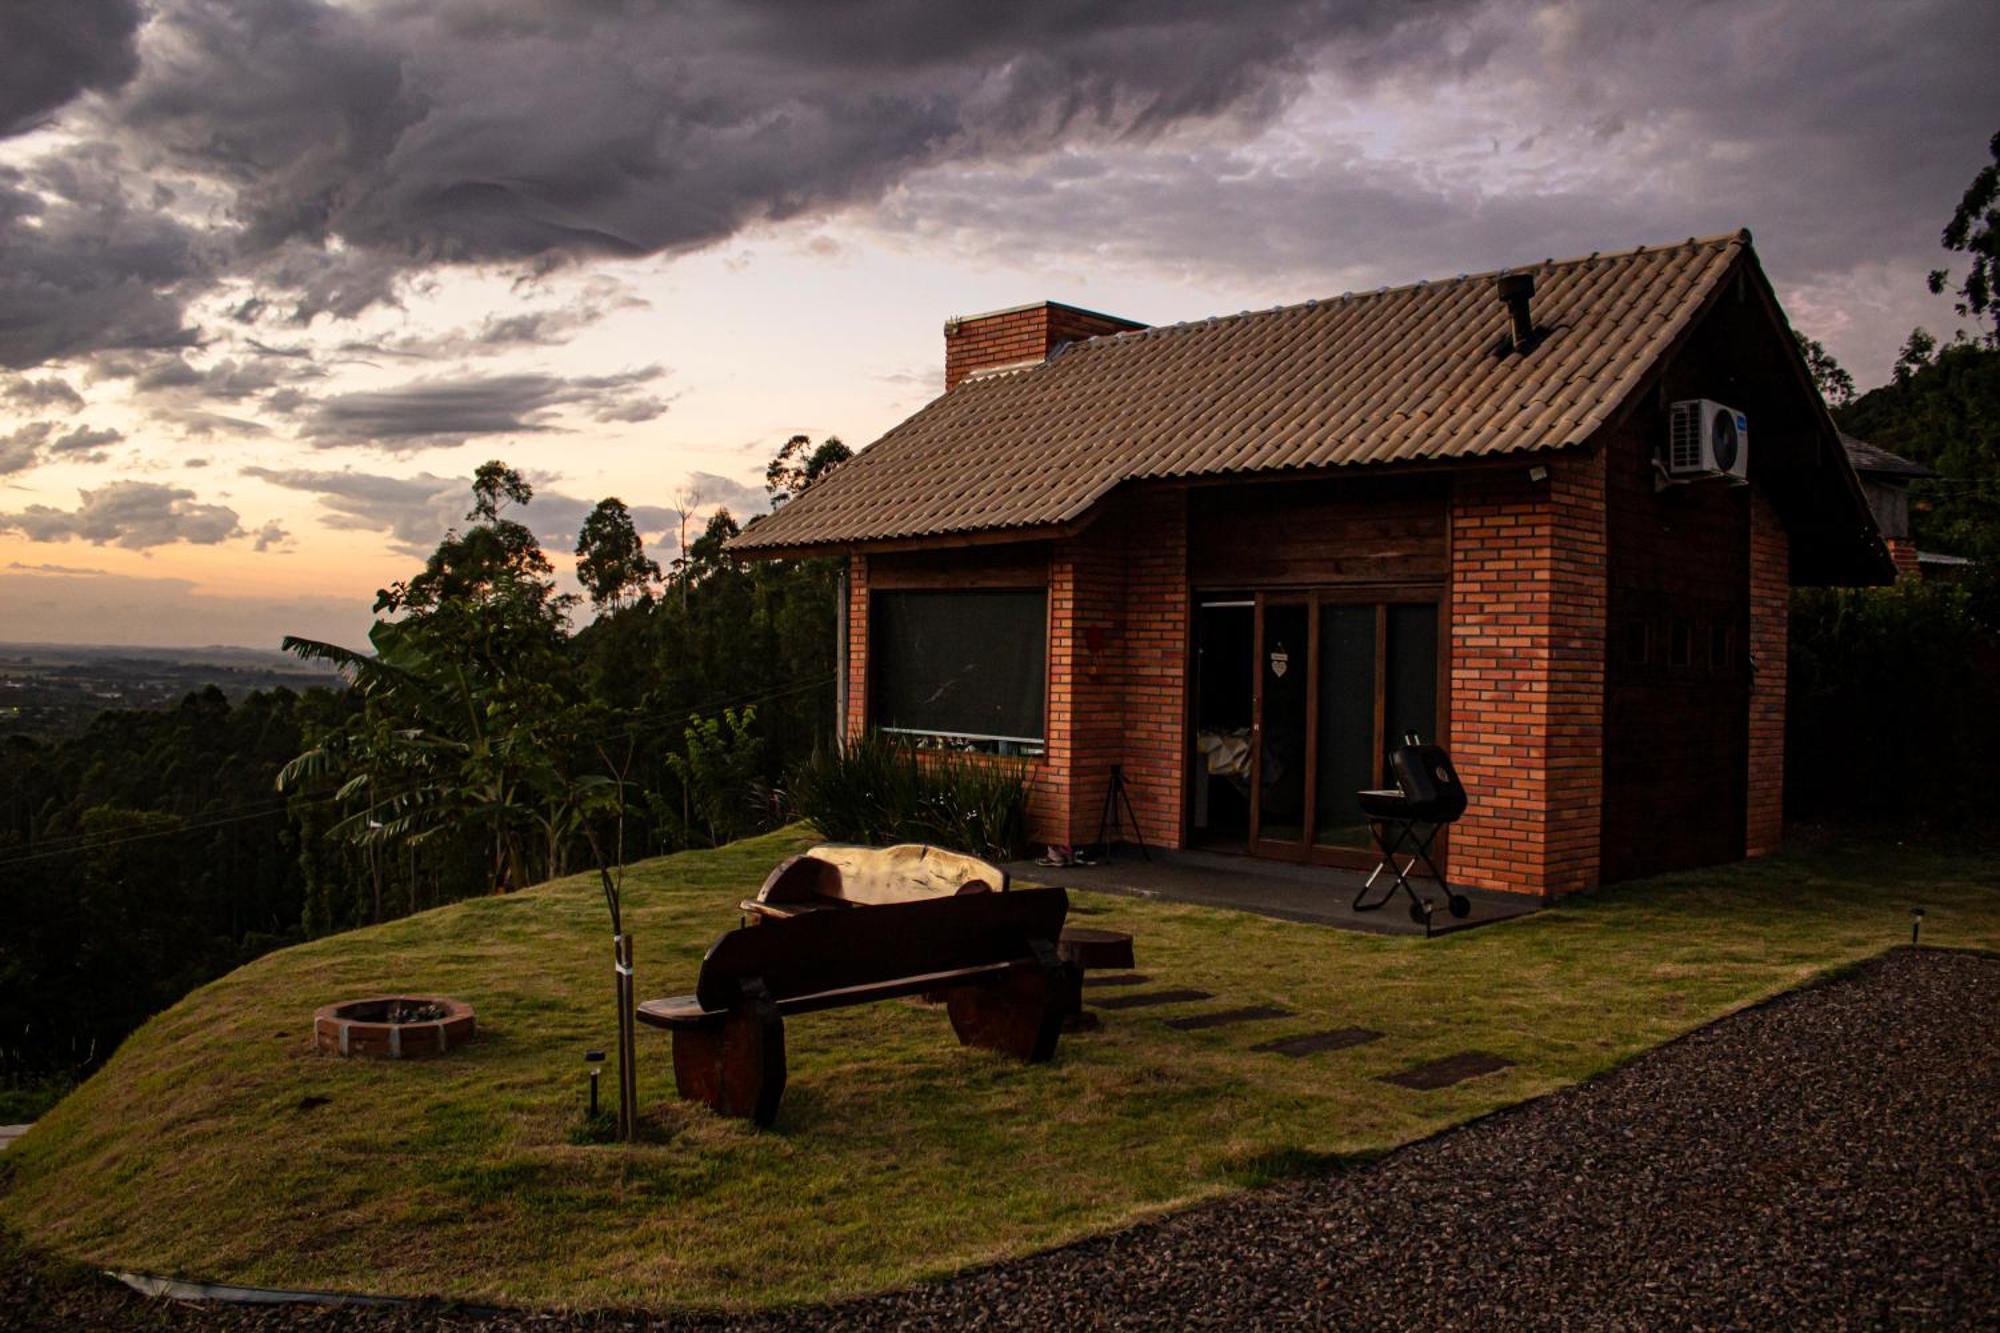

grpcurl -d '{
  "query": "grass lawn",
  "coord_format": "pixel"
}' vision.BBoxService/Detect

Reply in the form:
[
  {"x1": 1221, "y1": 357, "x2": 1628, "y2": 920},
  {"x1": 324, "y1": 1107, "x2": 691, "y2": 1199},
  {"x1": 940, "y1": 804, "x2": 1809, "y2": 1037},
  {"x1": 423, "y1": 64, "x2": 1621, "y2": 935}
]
[{"x1": 3, "y1": 825, "x2": 1996, "y2": 1313}]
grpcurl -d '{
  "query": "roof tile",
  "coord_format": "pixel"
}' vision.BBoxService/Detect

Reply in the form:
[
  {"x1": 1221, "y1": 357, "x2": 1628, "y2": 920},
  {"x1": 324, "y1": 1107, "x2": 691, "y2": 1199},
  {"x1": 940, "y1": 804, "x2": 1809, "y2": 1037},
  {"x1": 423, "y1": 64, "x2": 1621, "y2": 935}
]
[{"x1": 734, "y1": 232, "x2": 1751, "y2": 553}]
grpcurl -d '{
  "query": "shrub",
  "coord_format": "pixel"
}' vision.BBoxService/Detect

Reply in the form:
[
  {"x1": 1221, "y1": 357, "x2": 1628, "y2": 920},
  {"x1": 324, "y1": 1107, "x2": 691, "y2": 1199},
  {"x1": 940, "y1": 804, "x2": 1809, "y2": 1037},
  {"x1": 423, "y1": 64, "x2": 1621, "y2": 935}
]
[
  {"x1": 1787, "y1": 579, "x2": 2000, "y2": 821},
  {"x1": 785, "y1": 735, "x2": 1033, "y2": 861}
]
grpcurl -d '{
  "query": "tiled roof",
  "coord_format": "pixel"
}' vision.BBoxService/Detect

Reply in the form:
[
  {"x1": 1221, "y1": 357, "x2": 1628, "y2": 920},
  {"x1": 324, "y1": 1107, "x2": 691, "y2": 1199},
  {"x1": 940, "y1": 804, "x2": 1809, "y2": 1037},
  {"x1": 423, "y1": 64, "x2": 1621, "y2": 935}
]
[
  {"x1": 732, "y1": 231, "x2": 1753, "y2": 553},
  {"x1": 1840, "y1": 433, "x2": 1934, "y2": 479}
]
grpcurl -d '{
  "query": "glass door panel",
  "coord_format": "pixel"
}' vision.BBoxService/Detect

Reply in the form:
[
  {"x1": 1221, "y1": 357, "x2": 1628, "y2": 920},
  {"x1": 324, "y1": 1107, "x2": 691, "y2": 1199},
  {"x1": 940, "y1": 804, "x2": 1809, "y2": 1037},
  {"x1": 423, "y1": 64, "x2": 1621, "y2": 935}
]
[
  {"x1": 1313, "y1": 604, "x2": 1378, "y2": 849},
  {"x1": 1380, "y1": 602, "x2": 1442, "y2": 872},
  {"x1": 1383, "y1": 603, "x2": 1439, "y2": 753},
  {"x1": 1253, "y1": 601, "x2": 1310, "y2": 848}
]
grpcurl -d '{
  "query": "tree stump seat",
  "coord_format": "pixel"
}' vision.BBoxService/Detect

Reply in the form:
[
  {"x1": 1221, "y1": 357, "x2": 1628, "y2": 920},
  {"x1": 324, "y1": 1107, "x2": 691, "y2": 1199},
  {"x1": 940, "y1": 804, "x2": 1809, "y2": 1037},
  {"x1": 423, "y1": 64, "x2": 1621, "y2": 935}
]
[
  {"x1": 1056, "y1": 926, "x2": 1136, "y2": 1031},
  {"x1": 638, "y1": 886, "x2": 1069, "y2": 1127}
]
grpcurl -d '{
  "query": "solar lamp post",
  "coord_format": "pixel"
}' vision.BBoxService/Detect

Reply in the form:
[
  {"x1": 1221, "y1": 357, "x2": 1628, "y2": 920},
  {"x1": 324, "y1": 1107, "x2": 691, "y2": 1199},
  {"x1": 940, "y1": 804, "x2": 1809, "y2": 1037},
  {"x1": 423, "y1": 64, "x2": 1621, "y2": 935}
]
[{"x1": 585, "y1": 1049, "x2": 606, "y2": 1118}]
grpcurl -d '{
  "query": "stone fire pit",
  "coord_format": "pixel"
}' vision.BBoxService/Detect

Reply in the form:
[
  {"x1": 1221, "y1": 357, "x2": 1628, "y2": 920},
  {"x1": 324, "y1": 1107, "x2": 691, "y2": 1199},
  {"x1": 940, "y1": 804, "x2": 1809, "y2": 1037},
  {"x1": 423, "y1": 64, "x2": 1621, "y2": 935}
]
[{"x1": 314, "y1": 995, "x2": 475, "y2": 1059}]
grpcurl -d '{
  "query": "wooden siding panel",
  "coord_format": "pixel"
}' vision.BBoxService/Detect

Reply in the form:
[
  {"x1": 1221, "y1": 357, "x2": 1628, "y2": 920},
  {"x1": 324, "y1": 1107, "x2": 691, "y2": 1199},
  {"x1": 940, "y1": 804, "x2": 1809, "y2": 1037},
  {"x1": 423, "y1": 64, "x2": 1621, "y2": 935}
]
[
  {"x1": 1190, "y1": 479, "x2": 1448, "y2": 588},
  {"x1": 1599, "y1": 412, "x2": 1751, "y2": 885}
]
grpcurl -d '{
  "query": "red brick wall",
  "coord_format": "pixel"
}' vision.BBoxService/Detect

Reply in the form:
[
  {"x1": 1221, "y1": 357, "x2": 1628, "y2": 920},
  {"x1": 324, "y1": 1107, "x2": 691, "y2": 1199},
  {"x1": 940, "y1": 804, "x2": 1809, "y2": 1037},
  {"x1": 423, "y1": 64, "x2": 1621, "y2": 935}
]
[
  {"x1": 1447, "y1": 454, "x2": 1608, "y2": 897},
  {"x1": 944, "y1": 302, "x2": 1143, "y2": 390},
  {"x1": 1052, "y1": 488, "x2": 1189, "y2": 850},
  {"x1": 1886, "y1": 536, "x2": 1919, "y2": 581},
  {"x1": 844, "y1": 554, "x2": 869, "y2": 742},
  {"x1": 840, "y1": 491, "x2": 1189, "y2": 852},
  {"x1": 846, "y1": 549, "x2": 1068, "y2": 838},
  {"x1": 1746, "y1": 493, "x2": 1789, "y2": 856}
]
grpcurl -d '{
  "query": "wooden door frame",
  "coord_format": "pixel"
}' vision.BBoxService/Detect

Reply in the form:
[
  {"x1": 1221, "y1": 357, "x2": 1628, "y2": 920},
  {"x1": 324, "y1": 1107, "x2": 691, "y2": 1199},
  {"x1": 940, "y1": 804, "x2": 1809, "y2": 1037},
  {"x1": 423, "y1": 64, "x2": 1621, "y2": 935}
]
[
  {"x1": 1249, "y1": 593, "x2": 1316, "y2": 862},
  {"x1": 1236, "y1": 585, "x2": 1449, "y2": 873}
]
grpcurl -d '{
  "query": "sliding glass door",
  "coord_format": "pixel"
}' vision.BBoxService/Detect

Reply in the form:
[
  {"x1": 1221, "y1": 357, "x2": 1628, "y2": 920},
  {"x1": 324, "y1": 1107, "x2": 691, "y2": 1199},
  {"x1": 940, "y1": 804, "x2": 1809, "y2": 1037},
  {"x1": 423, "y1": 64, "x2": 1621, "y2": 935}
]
[{"x1": 1245, "y1": 592, "x2": 1443, "y2": 867}]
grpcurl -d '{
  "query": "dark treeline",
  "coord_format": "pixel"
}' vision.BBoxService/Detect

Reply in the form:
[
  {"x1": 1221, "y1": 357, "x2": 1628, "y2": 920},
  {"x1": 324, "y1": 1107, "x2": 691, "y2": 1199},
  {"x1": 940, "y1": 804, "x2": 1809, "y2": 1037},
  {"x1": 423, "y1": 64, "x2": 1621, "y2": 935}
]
[
  {"x1": 1790, "y1": 320, "x2": 2000, "y2": 821},
  {"x1": 0, "y1": 438, "x2": 849, "y2": 1097}
]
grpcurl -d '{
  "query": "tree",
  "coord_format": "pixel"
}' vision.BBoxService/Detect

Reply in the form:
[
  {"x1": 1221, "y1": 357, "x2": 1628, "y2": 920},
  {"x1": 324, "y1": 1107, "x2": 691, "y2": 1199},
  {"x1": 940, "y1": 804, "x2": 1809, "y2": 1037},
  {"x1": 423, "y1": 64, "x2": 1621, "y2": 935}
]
[
  {"x1": 574, "y1": 498, "x2": 660, "y2": 613},
  {"x1": 1839, "y1": 337, "x2": 2000, "y2": 572},
  {"x1": 1793, "y1": 330, "x2": 1855, "y2": 407},
  {"x1": 667, "y1": 483, "x2": 707, "y2": 610},
  {"x1": 1894, "y1": 327, "x2": 1939, "y2": 385},
  {"x1": 765, "y1": 433, "x2": 852, "y2": 506},
  {"x1": 1928, "y1": 130, "x2": 2000, "y2": 341},
  {"x1": 682, "y1": 509, "x2": 741, "y2": 584},
  {"x1": 379, "y1": 461, "x2": 573, "y2": 636},
  {"x1": 283, "y1": 462, "x2": 585, "y2": 894}
]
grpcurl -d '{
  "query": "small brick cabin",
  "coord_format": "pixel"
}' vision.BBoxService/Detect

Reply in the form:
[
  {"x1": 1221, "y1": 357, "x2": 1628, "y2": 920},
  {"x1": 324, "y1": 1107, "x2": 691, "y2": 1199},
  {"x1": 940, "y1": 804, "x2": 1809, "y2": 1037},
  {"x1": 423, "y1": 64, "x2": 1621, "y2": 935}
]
[{"x1": 731, "y1": 231, "x2": 1892, "y2": 897}]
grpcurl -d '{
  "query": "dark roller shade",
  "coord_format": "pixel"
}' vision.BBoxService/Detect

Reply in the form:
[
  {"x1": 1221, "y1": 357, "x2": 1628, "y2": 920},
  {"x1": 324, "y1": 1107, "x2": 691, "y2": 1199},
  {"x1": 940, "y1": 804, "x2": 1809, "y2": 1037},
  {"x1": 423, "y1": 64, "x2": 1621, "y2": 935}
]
[{"x1": 871, "y1": 590, "x2": 1047, "y2": 742}]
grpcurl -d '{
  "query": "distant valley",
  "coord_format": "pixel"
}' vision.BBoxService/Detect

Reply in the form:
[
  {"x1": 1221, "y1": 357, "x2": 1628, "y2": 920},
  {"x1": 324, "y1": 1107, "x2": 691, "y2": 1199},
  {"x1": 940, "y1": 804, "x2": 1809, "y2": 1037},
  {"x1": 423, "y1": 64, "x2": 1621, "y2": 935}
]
[{"x1": 0, "y1": 642, "x2": 342, "y2": 741}]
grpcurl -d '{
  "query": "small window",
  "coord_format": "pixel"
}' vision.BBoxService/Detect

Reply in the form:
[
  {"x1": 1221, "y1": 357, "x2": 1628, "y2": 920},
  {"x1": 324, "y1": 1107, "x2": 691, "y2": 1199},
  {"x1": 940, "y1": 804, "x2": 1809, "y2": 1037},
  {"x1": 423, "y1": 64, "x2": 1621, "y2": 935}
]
[
  {"x1": 1709, "y1": 624, "x2": 1734, "y2": 671},
  {"x1": 1621, "y1": 619, "x2": 1650, "y2": 665},
  {"x1": 1668, "y1": 619, "x2": 1693, "y2": 668},
  {"x1": 870, "y1": 589, "x2": 1047, "y2": 756}
]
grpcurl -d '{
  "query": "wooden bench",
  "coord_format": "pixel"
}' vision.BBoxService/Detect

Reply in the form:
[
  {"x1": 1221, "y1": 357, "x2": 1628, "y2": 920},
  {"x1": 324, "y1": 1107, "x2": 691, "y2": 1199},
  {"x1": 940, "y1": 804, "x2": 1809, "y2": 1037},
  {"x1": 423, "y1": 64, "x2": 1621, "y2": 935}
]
[
  {"x1": 738, "y1": 842, "x2": 1008, "y2": 921},
  {"x1": 638, "y1": 886, "x2": 1069, "y2": 1126}
]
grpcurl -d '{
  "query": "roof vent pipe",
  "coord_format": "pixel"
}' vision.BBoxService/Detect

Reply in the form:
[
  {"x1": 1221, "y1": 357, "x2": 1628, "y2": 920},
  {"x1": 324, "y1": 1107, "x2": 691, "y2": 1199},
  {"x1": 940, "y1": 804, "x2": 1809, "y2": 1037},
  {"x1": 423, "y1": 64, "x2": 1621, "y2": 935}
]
[{"x1": 1495, "y1": 271, "x2": 1537, "y2": 354}]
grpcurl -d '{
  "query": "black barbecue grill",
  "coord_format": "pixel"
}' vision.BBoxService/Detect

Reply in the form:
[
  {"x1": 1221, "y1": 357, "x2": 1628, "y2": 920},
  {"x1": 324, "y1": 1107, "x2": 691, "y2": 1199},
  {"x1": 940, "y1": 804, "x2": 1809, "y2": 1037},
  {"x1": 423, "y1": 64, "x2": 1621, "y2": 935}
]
[{"x1": 1354, "y1": 735, "x2": 1471, "y2": 925}]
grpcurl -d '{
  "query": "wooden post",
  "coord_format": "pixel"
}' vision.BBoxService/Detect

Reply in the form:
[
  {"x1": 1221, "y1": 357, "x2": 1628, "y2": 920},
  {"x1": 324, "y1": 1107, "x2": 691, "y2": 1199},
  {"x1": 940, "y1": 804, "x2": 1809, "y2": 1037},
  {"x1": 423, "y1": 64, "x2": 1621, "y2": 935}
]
[{"x1": 614, "y1": 932, "x2": 639, "y2": 1140}]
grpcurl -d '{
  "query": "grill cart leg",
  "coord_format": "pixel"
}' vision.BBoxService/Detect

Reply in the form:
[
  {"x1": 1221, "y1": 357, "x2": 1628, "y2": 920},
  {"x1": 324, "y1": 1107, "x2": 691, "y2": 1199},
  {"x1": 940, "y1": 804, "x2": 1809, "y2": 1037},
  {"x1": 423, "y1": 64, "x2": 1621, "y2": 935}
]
[{"x1": 1355, "y1": 819, "x2": 1424, "y2": 915}]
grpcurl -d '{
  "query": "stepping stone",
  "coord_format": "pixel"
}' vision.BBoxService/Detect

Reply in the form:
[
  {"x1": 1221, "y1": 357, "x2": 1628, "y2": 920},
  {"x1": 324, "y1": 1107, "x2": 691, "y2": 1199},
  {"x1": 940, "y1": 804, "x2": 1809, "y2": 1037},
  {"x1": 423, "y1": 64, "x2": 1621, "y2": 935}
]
[
  {"x1": 1165, "y1": 1006, "x2": 1291, "y2": 1031},
  {"x1": 1081, "y1": 973, "x2": 1151, "y2": 989},
  {"x1": 1253, "y1": 1028, "x2": 1384, "y2": 1058},
  {"x1": 1378, "y1": 1051, "x2": 1514, "y2": 1090},
  {"x1": 1089, "y1": 988, "x2": 1213, "y2": 1011}
]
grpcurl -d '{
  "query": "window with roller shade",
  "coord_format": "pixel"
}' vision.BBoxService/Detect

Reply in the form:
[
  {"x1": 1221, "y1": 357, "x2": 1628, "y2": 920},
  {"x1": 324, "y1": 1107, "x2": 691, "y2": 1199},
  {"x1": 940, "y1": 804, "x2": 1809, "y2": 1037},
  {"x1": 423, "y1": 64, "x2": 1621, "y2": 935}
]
[{"x1": 869, "y1": 590, "x2": 1047, "y2": 754}]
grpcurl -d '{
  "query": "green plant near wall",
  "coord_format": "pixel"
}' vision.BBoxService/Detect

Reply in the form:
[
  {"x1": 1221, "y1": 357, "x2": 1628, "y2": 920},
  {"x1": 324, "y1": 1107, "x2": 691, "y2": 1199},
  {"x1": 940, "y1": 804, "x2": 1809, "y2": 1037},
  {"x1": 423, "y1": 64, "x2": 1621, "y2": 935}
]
[
  {"x1": 1788, "y1": 579, "x2": 1999, "y2": 821},
  {"x1": 785, "y1": 734, "x2": 1032, "y2": 860}
]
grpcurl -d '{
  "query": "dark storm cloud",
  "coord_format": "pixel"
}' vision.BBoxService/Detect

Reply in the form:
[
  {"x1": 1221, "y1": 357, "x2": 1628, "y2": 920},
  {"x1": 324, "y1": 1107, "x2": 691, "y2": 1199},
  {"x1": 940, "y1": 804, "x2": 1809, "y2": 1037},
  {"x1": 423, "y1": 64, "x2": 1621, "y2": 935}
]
[
  {"x1": 3, "y1": 377, "x2": 86, "y2": 414},
  {"x1": 48, "y1": 424, "x2": 125, "y2": 459},
  {"x1": 243, "y1": 464, "x2": 678, "y2": 554},
  {"x1": 0, "y1": 480, "x2": 243, "y2": 549},
  {"x1": 0, "y1": 0, "x2": 1461, "y2": 372},
  {"x1": 3, "y1": 0, "x2": 1986, "y2": 394},
  {"x1": 0, "y1": 424, "x2": 47, "y2": 476},
  {"x1": 879, "y1": 0, "x2": 2000, "y2": 379},
  {"x1": 294, "y1": 367, "x2": 669, "y2": 450},
  {"x1": 130, "y1": 353, "x2": 321, "y2": 401},
  {"x1": 0, "y1": 421, "x2": 126, "y2": 474},
  {"x1": 0, "y1": 0, "x2": 144, "y2": 137},
  {"x1": 112, "y1": 0, "x2": 1430, "y2": 271},
  {"x1": 0, "y1": 156, "x2": 206, "y2": 370}
]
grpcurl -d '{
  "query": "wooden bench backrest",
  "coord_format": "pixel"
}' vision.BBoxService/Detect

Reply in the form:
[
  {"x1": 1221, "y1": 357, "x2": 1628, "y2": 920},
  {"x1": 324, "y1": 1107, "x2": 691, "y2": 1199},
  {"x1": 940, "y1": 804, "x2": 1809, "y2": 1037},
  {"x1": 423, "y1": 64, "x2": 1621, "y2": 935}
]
[
  {"x1": 696, "y1": 885, "x2": 1067, "y2": 1012},
  {"x1": 755, "y1": 843, "x2": 1009, "y2": 909}
]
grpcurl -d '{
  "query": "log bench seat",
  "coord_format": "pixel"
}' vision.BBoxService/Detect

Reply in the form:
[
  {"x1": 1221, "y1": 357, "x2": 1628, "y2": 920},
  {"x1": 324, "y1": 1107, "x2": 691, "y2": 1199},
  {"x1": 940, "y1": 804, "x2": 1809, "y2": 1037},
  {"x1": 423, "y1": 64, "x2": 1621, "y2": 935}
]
[{"x1": 638, "y1": 885, "x2": 1069, "y2": 1127}]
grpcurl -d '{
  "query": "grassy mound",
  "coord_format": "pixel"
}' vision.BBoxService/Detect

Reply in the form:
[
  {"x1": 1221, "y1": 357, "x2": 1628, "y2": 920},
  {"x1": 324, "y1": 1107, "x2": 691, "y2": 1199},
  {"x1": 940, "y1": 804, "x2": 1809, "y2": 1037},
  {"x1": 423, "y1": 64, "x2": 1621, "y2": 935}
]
[{"x1": 3, "y1": 827, "x2": 1996, "y2": 1313}]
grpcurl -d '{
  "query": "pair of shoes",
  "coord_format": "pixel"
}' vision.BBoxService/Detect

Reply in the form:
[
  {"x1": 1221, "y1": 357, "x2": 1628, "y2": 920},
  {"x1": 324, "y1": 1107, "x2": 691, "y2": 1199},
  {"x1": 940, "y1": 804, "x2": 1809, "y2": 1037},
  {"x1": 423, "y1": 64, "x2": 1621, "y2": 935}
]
[{"x1": 1035, "y1": 845, "x2": 1073, "y2": 868}]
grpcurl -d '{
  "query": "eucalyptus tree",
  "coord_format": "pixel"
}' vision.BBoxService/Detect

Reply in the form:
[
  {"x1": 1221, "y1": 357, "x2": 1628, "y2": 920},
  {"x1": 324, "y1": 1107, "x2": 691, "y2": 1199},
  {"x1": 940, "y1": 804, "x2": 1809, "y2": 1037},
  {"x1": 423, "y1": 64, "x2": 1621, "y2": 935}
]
[
  {"x1": 575, "y1": 497, "x2": 661, "y2": 614},
  {"x1": 279, "y1": 462, "x2": 590, "y2": 893}
]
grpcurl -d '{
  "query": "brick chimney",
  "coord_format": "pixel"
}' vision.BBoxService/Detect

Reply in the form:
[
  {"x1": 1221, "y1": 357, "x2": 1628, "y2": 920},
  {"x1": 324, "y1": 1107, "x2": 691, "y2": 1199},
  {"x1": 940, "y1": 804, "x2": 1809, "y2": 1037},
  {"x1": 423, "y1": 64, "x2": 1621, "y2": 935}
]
[
  {"x1": 1886, "y1": 536, "x2": 1921, "y2": 580},
  {"x1": 944, "y1": 301, "x2": 1146, "y2": 390}
]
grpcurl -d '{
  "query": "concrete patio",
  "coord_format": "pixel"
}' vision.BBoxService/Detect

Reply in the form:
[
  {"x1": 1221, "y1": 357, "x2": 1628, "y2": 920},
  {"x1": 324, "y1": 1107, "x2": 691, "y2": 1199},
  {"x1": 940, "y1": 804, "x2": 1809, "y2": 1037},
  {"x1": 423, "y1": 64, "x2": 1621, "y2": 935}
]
[{"x1": 1005, "y1": 847, "x2": 1543, "y2": 937}]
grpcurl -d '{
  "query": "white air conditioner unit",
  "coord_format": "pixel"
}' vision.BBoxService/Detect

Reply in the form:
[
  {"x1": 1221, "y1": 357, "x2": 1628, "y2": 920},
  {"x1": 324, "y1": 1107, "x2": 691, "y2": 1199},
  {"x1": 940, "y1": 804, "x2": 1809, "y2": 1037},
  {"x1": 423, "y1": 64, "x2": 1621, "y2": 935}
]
[{"x1": 1666, "y1": 399, "x2": 1749, "y2": 481}]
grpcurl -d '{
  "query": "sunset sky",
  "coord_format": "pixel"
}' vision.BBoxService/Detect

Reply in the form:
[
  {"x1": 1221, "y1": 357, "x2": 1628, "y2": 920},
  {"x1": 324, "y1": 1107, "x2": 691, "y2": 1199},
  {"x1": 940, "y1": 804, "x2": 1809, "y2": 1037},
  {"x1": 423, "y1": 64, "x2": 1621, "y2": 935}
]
[{"x1": 2, "y1": 0, "x2": 1995, "y2": 650}]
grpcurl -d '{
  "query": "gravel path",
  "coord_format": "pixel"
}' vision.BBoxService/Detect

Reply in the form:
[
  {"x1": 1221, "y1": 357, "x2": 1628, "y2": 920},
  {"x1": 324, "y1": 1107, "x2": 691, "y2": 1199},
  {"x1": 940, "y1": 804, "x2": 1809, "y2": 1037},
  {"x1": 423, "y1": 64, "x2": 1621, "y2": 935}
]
[{"x1": 6, "y1": 947, "x2": 1995, "y2": 1330}]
